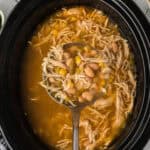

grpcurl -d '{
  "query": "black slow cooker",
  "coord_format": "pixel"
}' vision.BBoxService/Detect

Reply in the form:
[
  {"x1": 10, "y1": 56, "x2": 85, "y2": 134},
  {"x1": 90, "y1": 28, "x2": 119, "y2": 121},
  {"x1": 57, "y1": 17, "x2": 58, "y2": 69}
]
[{"x1": 0, "y1": 0, "x2": 150, "y2": 150}]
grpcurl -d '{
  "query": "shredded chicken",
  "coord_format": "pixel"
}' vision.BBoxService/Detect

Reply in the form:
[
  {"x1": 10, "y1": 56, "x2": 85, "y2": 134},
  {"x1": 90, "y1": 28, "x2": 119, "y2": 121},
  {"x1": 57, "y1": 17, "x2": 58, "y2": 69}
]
[{"x1": 28, "y1": 6, "x2": 136, "y2": 150}]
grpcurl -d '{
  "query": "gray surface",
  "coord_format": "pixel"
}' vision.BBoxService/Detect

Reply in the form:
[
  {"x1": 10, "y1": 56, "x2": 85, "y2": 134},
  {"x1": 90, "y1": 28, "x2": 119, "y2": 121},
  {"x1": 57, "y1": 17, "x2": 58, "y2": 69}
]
[
  {"x1": 135, "y1": 0, "x2": 150, "y2": 19},
  {"x1": 0, "y1": 0, "x2": 150, "y2": 150}
]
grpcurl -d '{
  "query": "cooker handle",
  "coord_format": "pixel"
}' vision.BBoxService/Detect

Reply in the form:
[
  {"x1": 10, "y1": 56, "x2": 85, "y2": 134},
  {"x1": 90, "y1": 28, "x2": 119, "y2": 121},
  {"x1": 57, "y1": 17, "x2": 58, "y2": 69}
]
[
  {"x1": 0, "y1": 0, "x2": 20, "y2": 33},
  {"x1": 0, "y1": 10, "x2": 5, "y2": 33},
  {"x1": 15, "y1": 0, "x2": 20, "y2": 3}
]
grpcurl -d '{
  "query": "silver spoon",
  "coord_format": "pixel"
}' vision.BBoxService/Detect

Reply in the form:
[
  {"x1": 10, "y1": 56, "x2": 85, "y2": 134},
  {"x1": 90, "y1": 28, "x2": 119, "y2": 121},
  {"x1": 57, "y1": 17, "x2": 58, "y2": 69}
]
[{"x1": 43, "y1": 42, "x2": 103, "y2": 150}]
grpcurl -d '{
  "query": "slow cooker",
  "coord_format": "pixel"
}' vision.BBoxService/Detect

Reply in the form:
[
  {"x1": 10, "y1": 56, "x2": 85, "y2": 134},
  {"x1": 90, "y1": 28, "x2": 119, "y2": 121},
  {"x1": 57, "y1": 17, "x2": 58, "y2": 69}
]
[{"x1": 0, "y1": 0, "x2": 150, "y2": 149}]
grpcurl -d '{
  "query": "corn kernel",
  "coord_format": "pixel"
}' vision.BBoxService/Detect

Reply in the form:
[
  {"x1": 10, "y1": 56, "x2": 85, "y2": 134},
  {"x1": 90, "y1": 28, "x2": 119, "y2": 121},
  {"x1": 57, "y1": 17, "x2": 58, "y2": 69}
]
[
  {"x1": 70, "y1": 16, "x2": 77, "y2": 22},
  {"x1": 61, "y1": 22, "x2": 66, "y2": 28},
  {"x1": 59, "y1": 68, "x2": 67, "y2": 76},
  {"x1": 75, "y1": 56, "x2": 81, "y2": 65},
  {"x1": 52, "y1": 30, "x2": 58, "y2": 36},
  {"x1": 65, "y1": 96, "x2": 70, "y2": 102},
  {"x1": 84, "y1": 46, "x2": 89, "y2": 52},
  {"x1": 67, "y1": 80, "x2": 74, "y2": 88},
  {"x1": 109, "y1": 75, "x2": 114, "y2": 83},
  {"x1": 100, "y1": 79, "x2": 105, "y2": 86},
  {"x1": 76, "y1": 68, "x2": 81, "y2": 74},
  {"x1": 54, "y1": 23, "x2": 59, "y2": 29},
  {"x1": 55, "y1": 67, "x2": 60, "y2": 73},
  {"x1": 99, "y1": 62, "x2": 106, "y2": 68}
]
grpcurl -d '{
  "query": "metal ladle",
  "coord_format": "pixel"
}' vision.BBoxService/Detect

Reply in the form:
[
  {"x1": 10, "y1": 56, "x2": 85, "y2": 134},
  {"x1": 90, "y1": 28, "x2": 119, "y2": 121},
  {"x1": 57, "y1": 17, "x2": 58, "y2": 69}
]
[{"x1": 43, "y1": 42, "x2": 103, "y2": 150}]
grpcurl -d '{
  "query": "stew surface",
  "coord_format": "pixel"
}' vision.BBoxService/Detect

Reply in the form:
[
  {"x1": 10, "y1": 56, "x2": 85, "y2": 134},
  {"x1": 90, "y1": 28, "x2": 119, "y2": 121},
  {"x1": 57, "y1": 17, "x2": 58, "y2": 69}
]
[{"x1": 22, "y1": 6, "x2": 136, "y2": 150}]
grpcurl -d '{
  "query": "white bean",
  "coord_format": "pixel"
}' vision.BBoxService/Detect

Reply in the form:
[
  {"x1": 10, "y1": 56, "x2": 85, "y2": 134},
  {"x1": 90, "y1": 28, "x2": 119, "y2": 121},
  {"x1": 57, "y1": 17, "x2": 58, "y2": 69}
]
[
  {"x1": 90, "y1": 50, "x2": 97, "y2": 56},
  {"x1": 48, "y1": 77, "x2": 55, "y2": 83},
  {"x1": 91, "y1": 83, "x2": 98, "y2": 90},
  {"x1": 67, "y1": 88, "x2": 76, "y2": 95},
  {"x1": 79, "y1": 96, "x2": 85, "y2": 103},
  {"x1": 84, "y1": 66, "x2": 95, "y2": 78},
  {"x1": 63, "y1": 52, "x2": 70, "y2": 59},
  {"x1": 89, "y1": 63, "x2": 99, "y2": 71},
  {"x1": 82, "y1": 91, "x2": 93, "y2": 102},
  {"x1": 66, "y1": 58, "x2": 74, "y2": 67}
]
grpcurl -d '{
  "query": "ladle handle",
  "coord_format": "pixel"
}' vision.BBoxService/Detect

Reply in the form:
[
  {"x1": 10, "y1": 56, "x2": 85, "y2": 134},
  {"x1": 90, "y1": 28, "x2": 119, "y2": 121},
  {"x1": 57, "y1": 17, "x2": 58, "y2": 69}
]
[{"x1": 72, "y1": 110, "x2": 80, "y2": 150}]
